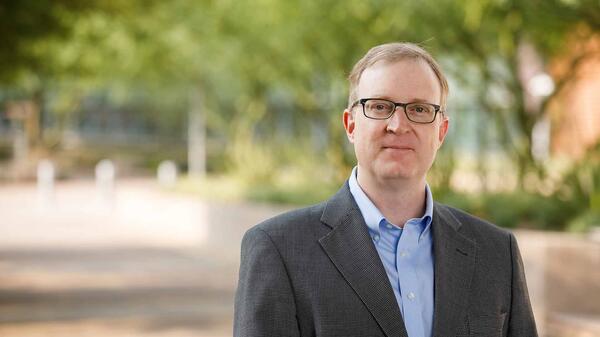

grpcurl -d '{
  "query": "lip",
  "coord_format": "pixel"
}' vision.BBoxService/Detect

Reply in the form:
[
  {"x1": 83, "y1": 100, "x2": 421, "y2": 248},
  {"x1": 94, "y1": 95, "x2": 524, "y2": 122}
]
[{"x1": 382, "y1": 145, "x2": 414, "y2": 151}]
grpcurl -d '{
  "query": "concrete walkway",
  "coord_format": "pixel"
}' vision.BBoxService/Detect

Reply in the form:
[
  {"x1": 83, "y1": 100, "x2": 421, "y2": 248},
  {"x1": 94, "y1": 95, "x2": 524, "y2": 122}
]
[
  {"x1": 0, "y1": 179, "x2": 290, "y2": 337},
  {"x1": 0, "y1": 179, "x2": 599, "y2": 336},
  {"x1": 518, "y1": 230, "x2": 600, "y2": 337}
]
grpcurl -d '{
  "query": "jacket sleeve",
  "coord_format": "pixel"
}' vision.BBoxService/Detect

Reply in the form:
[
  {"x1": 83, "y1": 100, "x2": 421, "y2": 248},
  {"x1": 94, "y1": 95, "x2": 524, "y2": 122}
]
[
  {"x1": 507, "y1": 233, "x2": 538, "y2": 337},
  {"x1": 234, "y1": 227, "x2": 301, "y2": 337}
]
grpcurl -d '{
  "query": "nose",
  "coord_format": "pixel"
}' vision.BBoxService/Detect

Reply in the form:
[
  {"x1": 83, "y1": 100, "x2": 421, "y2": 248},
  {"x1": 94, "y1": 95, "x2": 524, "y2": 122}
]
[{"x1": 386, "y1": 107, "x2": 411, "y2": 133}]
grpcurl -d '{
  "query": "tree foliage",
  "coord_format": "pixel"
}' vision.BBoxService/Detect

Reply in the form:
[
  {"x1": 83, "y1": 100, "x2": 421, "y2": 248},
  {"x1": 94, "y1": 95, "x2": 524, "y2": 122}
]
[{"x1": 2, "y1": 0, "x2": 598, "y2": 194}]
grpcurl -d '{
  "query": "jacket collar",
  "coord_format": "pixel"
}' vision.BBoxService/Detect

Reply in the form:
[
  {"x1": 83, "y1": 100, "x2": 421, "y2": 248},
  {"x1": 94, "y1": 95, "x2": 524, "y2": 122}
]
[
  {"x1": 319, "y1": 182, "x2": 477, "y2": 337},
  {"x1": 319, "y1": 182, "x2": 409, "y2": 337},
  {"x1": 431, "y1": 203, "x2": 477, "y2": 337}
]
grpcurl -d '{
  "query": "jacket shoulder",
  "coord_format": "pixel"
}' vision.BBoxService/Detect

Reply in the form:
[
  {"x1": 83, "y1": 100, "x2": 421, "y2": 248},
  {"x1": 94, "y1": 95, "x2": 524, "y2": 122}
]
[
  {"x1": 248, "y1": 202, "x2": 326, "y2": 236},
  {"x1": 435, "y1": 202, "x2": 512, "y2": 240}
]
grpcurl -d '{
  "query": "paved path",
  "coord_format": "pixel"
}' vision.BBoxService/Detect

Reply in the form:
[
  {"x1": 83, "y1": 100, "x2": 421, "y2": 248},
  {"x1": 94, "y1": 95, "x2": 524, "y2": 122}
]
[
  {"x1": 1, "y1": 179, "x2": 599, "y2": 336},
  {"x1": 0, "y1": 179, "x2": 291, "y2": 337}
]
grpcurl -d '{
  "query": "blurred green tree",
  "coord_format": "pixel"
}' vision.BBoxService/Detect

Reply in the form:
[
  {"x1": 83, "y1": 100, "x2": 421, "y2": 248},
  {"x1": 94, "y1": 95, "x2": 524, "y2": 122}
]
[
  {"x1": 2, "y1": 0, "x2": 598, "y2": 202},
  {"x1": 406, "y1": 0, "x2": 599, "y2": 190}
]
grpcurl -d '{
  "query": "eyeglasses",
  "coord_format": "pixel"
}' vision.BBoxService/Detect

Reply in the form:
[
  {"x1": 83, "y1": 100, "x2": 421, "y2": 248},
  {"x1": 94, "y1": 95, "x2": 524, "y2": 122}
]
[{"x1": 351, "y1": 98, "x2": 442, "y2": 124}]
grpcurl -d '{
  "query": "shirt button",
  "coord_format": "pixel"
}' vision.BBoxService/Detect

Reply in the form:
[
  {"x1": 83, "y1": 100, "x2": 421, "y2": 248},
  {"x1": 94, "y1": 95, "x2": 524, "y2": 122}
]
[
  {"x1": 400, "y1": 250, "x2": 408, "y2": 257},
  {"x1": 386, "y1": 223, "x2": 393, "y2": 229},
  {"x1": 407, "y1": 292, "x2": 416, "y2": 301},
  {"x1": 373, "y1": 234, "x2": 380, "y2": 242}
]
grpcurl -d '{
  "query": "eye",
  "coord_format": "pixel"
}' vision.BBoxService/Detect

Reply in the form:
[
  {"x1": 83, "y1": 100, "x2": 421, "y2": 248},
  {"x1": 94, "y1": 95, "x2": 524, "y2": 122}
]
[
  {"x1": 365, "y1": 100, "x2": 392, "y2": 111},
  {"x1": 407, "y1": 104, "x2": 433, "y2": 114}
]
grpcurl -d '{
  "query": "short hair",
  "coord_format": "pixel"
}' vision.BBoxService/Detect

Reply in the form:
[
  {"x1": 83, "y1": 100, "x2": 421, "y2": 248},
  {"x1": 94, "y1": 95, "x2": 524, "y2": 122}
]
[{"x1": 347, "y1": 42, "x2": 449, "y2": 112}]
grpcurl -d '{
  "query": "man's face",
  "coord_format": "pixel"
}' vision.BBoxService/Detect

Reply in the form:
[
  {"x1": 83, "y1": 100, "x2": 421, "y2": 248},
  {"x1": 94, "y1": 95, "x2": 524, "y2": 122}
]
[{"x1": 343, "y1": 58, "x2": 449, "y2": 184}]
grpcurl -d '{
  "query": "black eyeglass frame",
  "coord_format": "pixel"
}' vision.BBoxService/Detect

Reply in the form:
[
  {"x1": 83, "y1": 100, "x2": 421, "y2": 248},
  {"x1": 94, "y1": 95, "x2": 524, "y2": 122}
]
[{"x1": 350, "y1": 98, "x2": 443, "y2": 124}]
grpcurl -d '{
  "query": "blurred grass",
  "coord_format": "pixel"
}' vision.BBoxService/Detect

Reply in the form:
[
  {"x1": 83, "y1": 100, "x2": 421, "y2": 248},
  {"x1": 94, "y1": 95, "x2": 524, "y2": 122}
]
[
  {"x1": 176, "y1": 171, "x2": 340, "y2": 206},
  {"x1": 3, "y1": 135, "x2": 598, "y2": 233},
  {"x1": 436, "y1": 190, "x2": 585, "y2": 231},
  {"x1": 175, "y1": 173, "x2": 598, "y2": 232},
  {"x1": 173, "y1": 139, "x2": 600, "y2": 232}
]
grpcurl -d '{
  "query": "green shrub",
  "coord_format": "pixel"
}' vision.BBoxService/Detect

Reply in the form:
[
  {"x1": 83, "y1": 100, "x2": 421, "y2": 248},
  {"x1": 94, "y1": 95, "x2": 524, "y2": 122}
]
[
  {"x1": 437, "y1": 190, "x2": 583, "y2": 231},
  {"x1": 568, "y1": 210, "x2": 600, "y2": 232}
]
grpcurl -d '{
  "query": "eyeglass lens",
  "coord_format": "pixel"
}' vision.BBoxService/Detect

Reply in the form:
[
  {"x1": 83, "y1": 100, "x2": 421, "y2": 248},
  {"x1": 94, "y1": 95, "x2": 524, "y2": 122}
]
[{"x1": 363, "y1": 99, "x2": 435, "y2": 123}]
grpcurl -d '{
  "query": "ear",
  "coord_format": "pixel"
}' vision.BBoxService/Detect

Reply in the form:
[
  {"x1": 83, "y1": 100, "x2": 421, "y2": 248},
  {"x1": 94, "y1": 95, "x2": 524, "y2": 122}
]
[
  {"x1": 343, "y1": 109, "x2": 356, "y2": 143},
  {"x1": 437, "y1": 115, "x2": 449, "y2": 148}
]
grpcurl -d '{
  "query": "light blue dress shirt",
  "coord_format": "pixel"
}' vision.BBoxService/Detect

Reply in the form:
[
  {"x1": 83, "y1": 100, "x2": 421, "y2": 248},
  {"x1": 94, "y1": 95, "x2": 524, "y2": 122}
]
[{"x1": 349, "y1": 167, "x2": 434, "y2": 337}]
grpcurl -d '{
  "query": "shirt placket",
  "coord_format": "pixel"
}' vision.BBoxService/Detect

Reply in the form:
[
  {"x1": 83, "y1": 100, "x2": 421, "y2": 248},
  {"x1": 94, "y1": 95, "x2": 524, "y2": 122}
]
[
  {"x1": 377, "y1": 220, "x2": 402, "y2": 308},
  {"x1": 396, "y1": 221, "x2": 425, "y2": 337}
]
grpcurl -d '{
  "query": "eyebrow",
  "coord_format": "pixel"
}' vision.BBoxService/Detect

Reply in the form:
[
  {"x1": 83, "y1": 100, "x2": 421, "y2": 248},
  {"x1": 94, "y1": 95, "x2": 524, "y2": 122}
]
[{"x1": 369, "y1": 95, "x2": 436, "y2": 104}]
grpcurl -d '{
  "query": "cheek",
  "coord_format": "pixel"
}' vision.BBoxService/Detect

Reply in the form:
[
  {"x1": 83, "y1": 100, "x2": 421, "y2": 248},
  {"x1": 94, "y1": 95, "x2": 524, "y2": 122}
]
[
  {"x1": 416, "y1": 131, "x2": 441, "y2": 158},
  {"x1": 354, "y1": 126, "x2": 380, "y2": 156},
  {"x1": 428, "y1": 136, "x2": 441, "y2": 152}
]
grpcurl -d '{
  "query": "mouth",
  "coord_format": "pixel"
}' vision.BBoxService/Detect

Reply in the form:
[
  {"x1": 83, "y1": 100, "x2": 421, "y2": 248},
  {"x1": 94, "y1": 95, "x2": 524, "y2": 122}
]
[{"x1": 382, "y1": 146, "x2": 414, "y2": 151}]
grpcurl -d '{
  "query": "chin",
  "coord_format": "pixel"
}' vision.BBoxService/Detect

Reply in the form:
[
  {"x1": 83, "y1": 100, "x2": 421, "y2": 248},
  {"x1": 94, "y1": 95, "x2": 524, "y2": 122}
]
[{"x1": 374, "y1": 164, "x2": 418, "y2": 181}]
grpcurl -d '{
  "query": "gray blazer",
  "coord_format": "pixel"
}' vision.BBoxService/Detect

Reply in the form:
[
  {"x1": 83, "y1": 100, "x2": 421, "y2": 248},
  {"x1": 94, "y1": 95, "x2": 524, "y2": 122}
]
[{"x1": 234, "y1": 183, "x2": 537, "y2": 337}]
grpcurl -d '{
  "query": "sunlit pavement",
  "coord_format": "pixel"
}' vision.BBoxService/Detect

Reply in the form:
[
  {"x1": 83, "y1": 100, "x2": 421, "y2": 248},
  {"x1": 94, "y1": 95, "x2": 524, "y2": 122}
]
[
  {"x1": 0, "y1": 179, "x2": 291, "y2": 337},
  {"x1": 517, "y1": 230, "x2": 600, "y2": 337},
  {"x1": 1, "y1": 179, "x2": 599, "y2": 336}
]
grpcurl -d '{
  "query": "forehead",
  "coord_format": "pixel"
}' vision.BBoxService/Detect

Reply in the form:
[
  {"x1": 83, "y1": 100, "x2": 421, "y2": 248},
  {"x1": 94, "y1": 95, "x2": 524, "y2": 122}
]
[{"x1": 357, "y1": 58, "x2": 441, "y2": 103}]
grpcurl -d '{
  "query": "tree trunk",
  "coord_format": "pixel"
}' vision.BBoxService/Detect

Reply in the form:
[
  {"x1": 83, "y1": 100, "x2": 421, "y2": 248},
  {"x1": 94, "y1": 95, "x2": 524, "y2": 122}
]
[{"x1": 188, "y1": 86, "x2": 206, "y2": 177}]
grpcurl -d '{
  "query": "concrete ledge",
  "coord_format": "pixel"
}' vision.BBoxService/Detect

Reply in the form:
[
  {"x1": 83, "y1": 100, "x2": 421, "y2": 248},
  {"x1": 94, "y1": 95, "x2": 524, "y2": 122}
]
[{"x1": 547, "y1": 313, "x2": 600, "y2": 337}]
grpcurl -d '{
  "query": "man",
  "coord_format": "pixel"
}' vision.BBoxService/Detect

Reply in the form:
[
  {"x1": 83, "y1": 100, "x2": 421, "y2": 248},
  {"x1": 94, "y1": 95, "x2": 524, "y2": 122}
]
[{"x1": 234, "y1": 42, "x2": 537, "y2": 337}]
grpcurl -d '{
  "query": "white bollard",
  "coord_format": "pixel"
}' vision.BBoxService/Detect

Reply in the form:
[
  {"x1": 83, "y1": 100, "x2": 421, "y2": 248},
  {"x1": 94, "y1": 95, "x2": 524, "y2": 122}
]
[
  {"x1": 157, "y1": 160, "x2": 178, "y2": 188},
  {"x1": 37, "y1": 159, "x2": 55, "y2": 208},
  {"x1": 95, "y1": 159, "x2": 116, "y2": 210}
]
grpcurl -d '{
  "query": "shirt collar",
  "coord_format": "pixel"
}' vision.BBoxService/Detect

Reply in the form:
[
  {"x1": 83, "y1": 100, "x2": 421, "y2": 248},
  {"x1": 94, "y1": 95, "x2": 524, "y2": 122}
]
[{"x1": 348, "y1": 166, "x2": 433, "y2": 236}]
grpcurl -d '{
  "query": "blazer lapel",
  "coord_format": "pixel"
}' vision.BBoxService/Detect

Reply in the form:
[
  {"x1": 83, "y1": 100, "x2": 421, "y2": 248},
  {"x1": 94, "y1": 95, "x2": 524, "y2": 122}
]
[
  {"x1": 318, "y1": 183, "x2": 409, "y2": 337},
  {"x1": 432, "y1": 203, "x2": 477, "y2": 337}
]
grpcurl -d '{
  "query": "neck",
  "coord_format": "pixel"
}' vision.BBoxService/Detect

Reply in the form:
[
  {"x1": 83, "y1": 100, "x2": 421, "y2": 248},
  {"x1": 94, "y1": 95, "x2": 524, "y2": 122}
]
[{"x1": 356, "y1": 168, "x2": 427, "y2": 227}]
